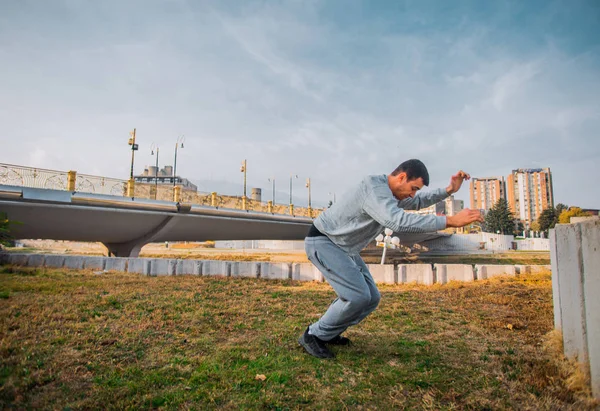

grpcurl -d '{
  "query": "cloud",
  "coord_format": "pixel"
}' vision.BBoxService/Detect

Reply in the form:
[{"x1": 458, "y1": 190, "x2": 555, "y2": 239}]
[{"x1": 0, "y1": 0, "x2": 599, "y2": 208}]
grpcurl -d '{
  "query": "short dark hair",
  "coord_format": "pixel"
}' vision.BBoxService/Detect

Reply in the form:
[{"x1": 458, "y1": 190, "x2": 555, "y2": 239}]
[{"x1": 391, "y1": 159, "x2": 429, "y2": 186}]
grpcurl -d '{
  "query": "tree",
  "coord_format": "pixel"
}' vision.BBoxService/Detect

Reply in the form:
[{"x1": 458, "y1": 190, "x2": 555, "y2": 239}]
[
  {"x1": 0, "y1": 212, "x2": 14, "y2": 247},
  {"x1": 530, "y1": 221, "x2": 541, "y2": 232},
  {"x1": 538, "y1": 207, "x2": 558, "y2": 233},
  {"x1": 483, "y1": 199, "x2": 515, "y2": 235},
  {"x1": 555, "y1": 203, "x2": 568, "y2": 215},
  {"x1": 558, "y1": 207, "x2": 591, "y2": 224}
]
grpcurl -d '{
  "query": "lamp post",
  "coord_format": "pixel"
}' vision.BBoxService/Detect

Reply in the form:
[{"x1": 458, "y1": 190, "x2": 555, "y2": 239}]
[
  {"x1": 172, "y1": 135, "x2": 185, "y2": 202},
  {"x1": 305, "y1": 177, "x2": 312, "y2": 216},
  {"x1": 150, "y1": 143, "x2": 159, "y2": 200},
  {"x1": 127, "y1": 128, "x2": 139, "y2": 197},
  {"x1": 289, "y1": 174, "x2": 298, "y2": 215},
  {"x1": 268, "y1": 177, "x2": 275, "y2": 204},
  {"x1": 173, "y1": 135, "x2": 185, "y2": 188},
  {"x1": 240, "y1": 160, "x2": 247, "y2": 210}
]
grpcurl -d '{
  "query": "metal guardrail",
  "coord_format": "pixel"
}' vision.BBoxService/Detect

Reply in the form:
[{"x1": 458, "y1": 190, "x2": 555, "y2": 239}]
[{"x1": 0, "y1": 163, "x2": 126, "y2": 196}]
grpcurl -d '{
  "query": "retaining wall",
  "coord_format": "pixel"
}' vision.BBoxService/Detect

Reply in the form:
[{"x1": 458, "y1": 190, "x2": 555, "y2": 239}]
[{"x1": 550, "y1": 219, "x2": 600, "y2": 399}]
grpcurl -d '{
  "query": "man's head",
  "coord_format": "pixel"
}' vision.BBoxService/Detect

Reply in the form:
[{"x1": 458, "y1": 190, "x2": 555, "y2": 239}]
[{"x1": 388, "y1": 159, "x2": 429, "y2": 200}]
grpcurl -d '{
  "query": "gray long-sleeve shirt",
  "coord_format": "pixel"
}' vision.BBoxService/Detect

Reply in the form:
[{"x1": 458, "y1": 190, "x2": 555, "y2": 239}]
[{"x1": 313, "y1": 174, "x2": 448, "y2": 255}]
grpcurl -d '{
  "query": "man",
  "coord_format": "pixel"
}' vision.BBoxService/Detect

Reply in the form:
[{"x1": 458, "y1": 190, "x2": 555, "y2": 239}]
[{"x1": 298, "y1": 159, "x2": 483, "y2": 359}]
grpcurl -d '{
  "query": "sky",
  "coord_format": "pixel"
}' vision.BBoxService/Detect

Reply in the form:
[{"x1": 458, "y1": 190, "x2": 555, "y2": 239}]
[{"x1": 1, "y1": 0, "x2": 599, "y2": 208}]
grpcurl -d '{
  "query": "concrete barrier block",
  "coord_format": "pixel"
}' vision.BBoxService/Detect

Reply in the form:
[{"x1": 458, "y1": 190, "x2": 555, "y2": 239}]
[
  {"x1": 6, "y1": 254, "x2": 29, "y2": 266},
  {"x1": 149, "y1": 259, "x2": 177, "y2": 276},
  {"x1": 261, "y1": 263, "x2": 291, "y2": 280},
  {"x1": 435, "y1": 264, "x2": 474, "y2": 284},
  {"x1": 104, "y1": 257, "x2": 128, "y2": 272},
  {"x1": 515, "y1": 264, "x2": 529, "y2": 275},
  {"x1": 176, "y1": 259, "x2": 202, "y2": 275},
  {"x1": 550, "y1": 229, "x2": 562, "y2": 330},
  {"x1": 518, "y1": 265, "x2": 551, "y2": 274},
  {"x1": 230, "y1": 261, "x2": 259, "y2": 278},
  {"x1": 367, "y1": 264, "x2": 395, "y2": 284},
  {"x1": 202, "y1": 260, "x2": 230, "y2": 277},
  {"x1": 83, "y1": 257, "x2": 106, "y2": 270},
  {"x1": 25, "y1": 254, "x2": 46, "y2": 268},
  {"x1": 476, "y1": 265, "x2": 516, "y2": 280},
  {"x1": 63, "y1": 255, "x2": 85, "y2": 270},
  {"x1": 127, "y1": 258, "x2": 152, "y2": 275},
  {"x1": 44, "y1": 255, "x2": 65, "y2": 268},
  {"x1": 292, "y1": 263, "x2": 323, "y2": 282},
  {"x1": 580, "y1": 219, "x2": 600, "y2": 398},
  {"x1": 553, "y1": 224, "x2": 587, "y2": 363},
  {"x1": 400, "y1": 264, "x2": 434, "y2": 285}
]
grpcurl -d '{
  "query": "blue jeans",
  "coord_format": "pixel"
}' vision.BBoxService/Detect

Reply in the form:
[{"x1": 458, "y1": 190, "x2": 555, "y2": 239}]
[{"x1": 305, "y1": 236, "x2": 381, "y2": 341}]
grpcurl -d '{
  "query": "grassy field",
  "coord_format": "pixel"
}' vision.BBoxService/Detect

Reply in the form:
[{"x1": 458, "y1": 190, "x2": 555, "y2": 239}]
[{"x1": 0, "y1": 266, "x2": 595, "y2": 410}]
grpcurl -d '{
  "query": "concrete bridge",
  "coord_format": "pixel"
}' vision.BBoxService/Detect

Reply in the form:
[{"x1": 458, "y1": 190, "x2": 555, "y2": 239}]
[{"x1": 0, "y1": 184, "x2": 313, "y2": 257}]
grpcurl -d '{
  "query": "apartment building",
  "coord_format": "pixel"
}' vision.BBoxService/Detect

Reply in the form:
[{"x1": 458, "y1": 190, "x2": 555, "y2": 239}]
[
  {"x1": 506, "y1": 168, "x2": 554, "y2": 226},
  {"x1": 444, "y1": 195, "x2": 464, "y2": 216},
  {"x1": 469, "y1": 177, "x2": 506, "y2": 212}
]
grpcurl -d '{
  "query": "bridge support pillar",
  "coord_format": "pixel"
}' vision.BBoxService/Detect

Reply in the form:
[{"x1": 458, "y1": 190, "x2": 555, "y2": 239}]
[{"x1": 102, "y1": 242, "x2": 143, "y2": 258}]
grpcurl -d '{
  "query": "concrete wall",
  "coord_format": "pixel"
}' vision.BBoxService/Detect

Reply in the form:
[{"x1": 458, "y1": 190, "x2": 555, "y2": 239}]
[
  {"x1": 550, "y1": 219, "x2": 600, "y2": 399},
  {"x1": 214, "y1": 240, "x2": 305, "y2": 250},
  {"x1": 0, "y1": 253, "x2": 550, "y2": 285},
  {"x1": 517, "y1": 238, "x2": 550, "y2": 251}
]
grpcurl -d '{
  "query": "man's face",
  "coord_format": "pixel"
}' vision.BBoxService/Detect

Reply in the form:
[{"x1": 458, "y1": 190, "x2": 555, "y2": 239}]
[{"x1": 390, "y1": 173, "x2": 424, "y2": 200}]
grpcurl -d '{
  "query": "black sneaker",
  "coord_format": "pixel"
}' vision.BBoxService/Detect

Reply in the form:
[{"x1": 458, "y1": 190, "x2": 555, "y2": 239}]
[
  {"x1": 324, "y1": 335, "x2": 351, "y2": 346},
  {"x1": 298, "y1": 327, "x2": 335, "y2": 359}
]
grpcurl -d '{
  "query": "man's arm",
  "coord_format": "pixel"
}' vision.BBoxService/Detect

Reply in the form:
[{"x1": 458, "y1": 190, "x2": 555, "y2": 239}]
[
  {"x1": 446, "y1": 209, "x2": 484, "y2": 227},
  {"x1": 397, "y1": 187, "x2": 448, "y2": 210},
  {"x1": 398, "y1": 170, "x2": 471, "y2": 210}
]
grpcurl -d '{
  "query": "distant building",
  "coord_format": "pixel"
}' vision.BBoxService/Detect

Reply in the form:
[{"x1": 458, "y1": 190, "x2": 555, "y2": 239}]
[
  {"x1": 407, "y1": 201, "x2": 445, "y2": 216},
  {"x1": 506, "y1": 168, "x2": 553, "y2": 227},
  {"x1": 469, "y1": 177, "x2": 506, "y2": 212},
  {"x1": 135, "y1": 165, "x2": 198, "y2": 191},
  {"x1": 444, "y1": 196, "x2": 464, "y2": 216}
]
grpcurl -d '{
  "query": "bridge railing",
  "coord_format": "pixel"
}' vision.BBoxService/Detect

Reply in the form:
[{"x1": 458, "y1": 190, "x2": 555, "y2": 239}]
[
  {"x1": 0, "y1": 163, "x2": 70, "y2": 190},
  {"x1": 76, "y1": 173, "x2": 127, "y2": 196},
  {"x1": 0, "y1": 163, "x2": 127, "y2": 196}
]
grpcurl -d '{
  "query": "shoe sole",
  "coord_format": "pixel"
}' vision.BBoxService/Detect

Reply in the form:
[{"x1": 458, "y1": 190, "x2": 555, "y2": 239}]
[{"x1": 298, "y1": 337, "x2": 335, "y2": 359}]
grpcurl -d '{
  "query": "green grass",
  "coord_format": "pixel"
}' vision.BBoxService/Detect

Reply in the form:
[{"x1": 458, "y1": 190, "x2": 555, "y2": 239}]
[{"x1": 0, "y1": 266, "x2": 596, "y2": 409}]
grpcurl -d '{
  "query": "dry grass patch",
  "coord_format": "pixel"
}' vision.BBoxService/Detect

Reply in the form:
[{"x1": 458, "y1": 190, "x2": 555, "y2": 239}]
[{"x1": 0, "y1": 266, "x2": 597, "y2": 409}]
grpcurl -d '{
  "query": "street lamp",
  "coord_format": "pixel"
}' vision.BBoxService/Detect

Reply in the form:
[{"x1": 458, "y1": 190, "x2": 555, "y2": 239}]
[
  {"x1": 173, "y1": 135, "x2": 185, "y2": 188},
  {"x1": 289, "y1": 174, "x2": 298, "y2": 215},
  {"x1": 289, "y1": 174, "x2": 298, "y2": 204},
  {"x1": 305, "y1": 178, "x2": 312, "y2": 209},
  {"x1": 240, "y1": 160, "x2": 247, "y2": 210},
  {"x1": 240, "y1": 160, "x2": 247, "y2": 198},
  {"x1": 268, "y1": 177, "x2": 275, "y2": 204},
  {"x1": 127, "y1": 128, "x2": 139, "y2": 197},
  {"x1": 150, "y1": 143, "x2": 159, "y2": 200}
]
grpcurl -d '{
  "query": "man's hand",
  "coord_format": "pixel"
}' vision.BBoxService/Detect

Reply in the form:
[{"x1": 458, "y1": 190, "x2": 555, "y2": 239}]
[
  {"x1": 446, "y1": 170, "x2": 471, "y2": 195},
  {"x1": 446, "y1": 209, "x2": 484, "y2": 228}
]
